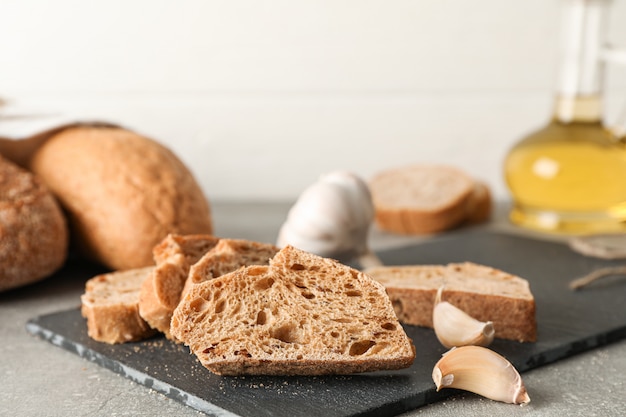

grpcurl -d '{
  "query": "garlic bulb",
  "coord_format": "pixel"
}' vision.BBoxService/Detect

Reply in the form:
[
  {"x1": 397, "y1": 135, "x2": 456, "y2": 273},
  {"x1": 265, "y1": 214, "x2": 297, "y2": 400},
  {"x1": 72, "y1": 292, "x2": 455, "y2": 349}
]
[
  {"x1": 432, "y1": 346, "x2": 530, "y2": 405},
  {"x1": 432, "y1": 286, "x2": 494, "y2": 348},
  {"x1": 277, "y1": 171, "x2": 381, "y2": 266}
]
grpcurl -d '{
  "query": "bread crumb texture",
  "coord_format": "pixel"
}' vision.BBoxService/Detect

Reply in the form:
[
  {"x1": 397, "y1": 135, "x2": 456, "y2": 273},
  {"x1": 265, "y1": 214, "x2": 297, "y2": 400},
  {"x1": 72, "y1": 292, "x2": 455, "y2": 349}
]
[
  {"x1": 366, "y1": 262, "x2": 537, "y2": 342},
  {"x1": 171, "y1": 246, "x2": 415, "y2": 375},
  {"x1": 81, "y1": 267, "x2": 157, "y2": 344}
]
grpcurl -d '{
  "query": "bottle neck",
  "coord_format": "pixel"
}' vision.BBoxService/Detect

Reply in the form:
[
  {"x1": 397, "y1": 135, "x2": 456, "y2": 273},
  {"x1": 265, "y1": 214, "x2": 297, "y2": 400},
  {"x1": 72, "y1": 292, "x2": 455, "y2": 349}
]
[
  {"x1": 553, "y1": 95, "x2": 603, "y2": 123},
  {"x1": 555, "y1": 0, "x2": 608, "y2": 98}
]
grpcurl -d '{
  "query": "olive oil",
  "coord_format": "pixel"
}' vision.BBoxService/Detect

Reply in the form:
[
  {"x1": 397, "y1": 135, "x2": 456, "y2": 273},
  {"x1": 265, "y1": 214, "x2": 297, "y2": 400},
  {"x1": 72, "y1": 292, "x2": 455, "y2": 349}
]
[
  {"x1": 505, "y1": 97, "x2": 626, "y2": 233},
  {"x1": 504, "y1": 0, "x2": 626, "y2": 234}
]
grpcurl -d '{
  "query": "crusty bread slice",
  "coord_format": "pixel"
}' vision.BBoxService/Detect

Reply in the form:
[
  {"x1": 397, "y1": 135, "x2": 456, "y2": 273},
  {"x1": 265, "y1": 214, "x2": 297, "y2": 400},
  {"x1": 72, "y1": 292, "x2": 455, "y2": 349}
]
[
  {"x1": 139, "y1": 234, "x2": 220, "y2": 339},
  {"x1": 365, "y1": 262, "x2": 536, "y2": 342},
  {"x1": 369, "y1": 165, "x2": 490, "y2": 234},
  {"x1": 171, "y1": 245, "x2": 416, "y2": 376},
  {"x1": 183, "y1": 239, "x2": 280, "y2": 296},
  {"x1": 81, "y1": 267, "x2": 156, "y2": 344}
]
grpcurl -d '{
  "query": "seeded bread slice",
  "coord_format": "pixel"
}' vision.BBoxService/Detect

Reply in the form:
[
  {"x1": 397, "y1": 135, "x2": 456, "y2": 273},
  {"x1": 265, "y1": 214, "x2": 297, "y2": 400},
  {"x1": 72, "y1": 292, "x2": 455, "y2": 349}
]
[
  {"x1": 365, "y1": 262, "x2": 536, "y2": 342},
  {"x1": 369, "y1": 165, "x2": 490, "y2": 234},
  {"x1": 171, "y1": 245, "x2": 416, "y2": 376},
  {"x1": 139, "y1": 234, "x2": 220, "y2": 339},
  {"x1": 183, "y1": 239, "x2": 280, "y2": 296},
  {"x1": 81, "y1": 267, "x2": 156, "y2": 344}
]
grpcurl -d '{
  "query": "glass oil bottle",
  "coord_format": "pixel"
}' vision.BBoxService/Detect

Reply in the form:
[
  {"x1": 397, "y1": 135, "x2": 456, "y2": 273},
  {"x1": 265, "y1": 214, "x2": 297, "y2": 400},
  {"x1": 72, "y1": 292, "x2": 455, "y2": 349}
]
[{"x1": 504, "y1": 0, "x2": 626, "y2": 234}]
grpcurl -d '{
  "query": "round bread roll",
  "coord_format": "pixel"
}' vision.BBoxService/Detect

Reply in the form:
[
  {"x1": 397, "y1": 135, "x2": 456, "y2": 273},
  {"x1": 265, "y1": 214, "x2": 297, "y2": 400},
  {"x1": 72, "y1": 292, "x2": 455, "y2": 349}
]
[
  {"x1": 28, "y1": 125, "x2": 213, "y2": 271},
  {"x1": 0, "y1": 154, "x2": 68, "y2": 292}
]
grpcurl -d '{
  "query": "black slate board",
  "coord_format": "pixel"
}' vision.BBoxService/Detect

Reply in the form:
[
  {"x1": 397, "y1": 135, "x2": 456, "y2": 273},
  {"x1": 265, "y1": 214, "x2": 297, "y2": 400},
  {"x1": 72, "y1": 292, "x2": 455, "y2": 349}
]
[{"x1": 26, "y1": 230, "x2": 626, "y2": 417}]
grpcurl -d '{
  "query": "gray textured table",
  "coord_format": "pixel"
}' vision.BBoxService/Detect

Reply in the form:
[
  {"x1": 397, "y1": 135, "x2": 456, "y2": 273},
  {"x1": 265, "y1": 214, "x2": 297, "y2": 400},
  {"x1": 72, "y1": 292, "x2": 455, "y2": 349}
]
[{"x1": 1, "y1": 201, "x2": 625, "y2": 416}]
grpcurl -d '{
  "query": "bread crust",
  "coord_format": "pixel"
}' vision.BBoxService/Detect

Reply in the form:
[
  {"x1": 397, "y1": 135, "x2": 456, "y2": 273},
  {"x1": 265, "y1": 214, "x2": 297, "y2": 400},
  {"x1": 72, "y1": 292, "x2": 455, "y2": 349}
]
[
  {"x1": 27, "y1": 125, "x2": 213, "y2": 270},
  {"x1": 366, "y1": 262, "x2": 537, "y2": 343},
  {"x1": 171, "y1": 246, "x2": 416, "y2": 376},
  {"x1": 0, "y1": 154, "x2": 68, "y2": 292},
  {"x1": 138, "y1": 234, "x2": 220, "y2": 340}
]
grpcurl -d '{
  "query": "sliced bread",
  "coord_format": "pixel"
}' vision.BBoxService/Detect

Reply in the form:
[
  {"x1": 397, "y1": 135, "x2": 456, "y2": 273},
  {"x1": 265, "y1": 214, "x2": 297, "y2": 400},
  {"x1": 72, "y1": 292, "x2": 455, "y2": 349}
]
[
  {"x1": 81, "y1": 267, "x2": 156, "y2": 344},
  {"x1": 365, "y1": 262, "x2": 536, "y2": 342},
  {"x1": 183, "y1": 238, "x2": 280, "y2": 296},
  {"x1": 369, "y1": 165, "x2": 491, "y2": 234},
  {"x1": 171, "y1": 245, "x2": 416, "y2": 376},
  {"x1": 138, "y1": 234, "x2": 220, "y2": 339}
]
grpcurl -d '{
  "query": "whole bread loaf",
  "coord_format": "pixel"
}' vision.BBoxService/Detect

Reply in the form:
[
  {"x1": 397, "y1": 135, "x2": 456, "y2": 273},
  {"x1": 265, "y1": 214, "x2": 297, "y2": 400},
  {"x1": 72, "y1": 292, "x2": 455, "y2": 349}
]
[
  {"x1": 171, "y1": 245, "x2": 415, "y2": 376},
  {"x1": 369, "y1": 165, "x2": 491, "y2": 234},
  {"x1": 81, "y1": 267, "x2": 157, "y2": 344},
  {"x1": 27, "y1": 125, "x2": 213, "y2": 270},
  {"x1": 365, "y1": 262, "x2": 536, "y2": 342},
  {"x1": 138, "y1": 234, "x2": 220, "y2": 339},
  {"x1": 0, "y1": 154, "x2": 68, "y2": 292}
]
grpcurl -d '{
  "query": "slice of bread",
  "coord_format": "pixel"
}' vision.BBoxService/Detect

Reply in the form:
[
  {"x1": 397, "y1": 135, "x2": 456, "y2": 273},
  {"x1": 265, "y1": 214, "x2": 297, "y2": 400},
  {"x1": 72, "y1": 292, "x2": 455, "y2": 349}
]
[
  {"x1": 171, "y1": 245, "x2": 416, "y2": 376},
  {"x1": 365, "y1": 262, "x2": 536, "y2": 342},
  {"x1": 81, "y1": 267, "x2": 156, "y2": 344},
  {"x1": 139, "y1": 234, "x2": 220, "y2": 339},
  {"x1": 369, "y1": 165, "x2": 491, "y2": 234},
  {"x1": 183, "y1": 239, "x2": 280, "y2": 296}
]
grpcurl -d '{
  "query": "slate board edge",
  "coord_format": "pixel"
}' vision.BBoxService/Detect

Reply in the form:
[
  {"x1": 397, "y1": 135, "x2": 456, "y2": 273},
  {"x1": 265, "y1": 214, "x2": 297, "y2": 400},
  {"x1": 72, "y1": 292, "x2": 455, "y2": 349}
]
[
  {"x1": 25, "y1": 320, "x2": 238, "y2": 417},
  {"x1": 26, "y1": 310, "x2": 626, "y2": 417}
]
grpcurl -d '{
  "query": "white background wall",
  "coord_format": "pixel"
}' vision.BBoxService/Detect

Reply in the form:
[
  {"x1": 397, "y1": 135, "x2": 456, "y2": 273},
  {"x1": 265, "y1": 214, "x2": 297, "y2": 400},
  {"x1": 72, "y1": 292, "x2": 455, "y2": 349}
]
[{"x1": 1, "y1": 0, "x2": 625, "y2": 201}]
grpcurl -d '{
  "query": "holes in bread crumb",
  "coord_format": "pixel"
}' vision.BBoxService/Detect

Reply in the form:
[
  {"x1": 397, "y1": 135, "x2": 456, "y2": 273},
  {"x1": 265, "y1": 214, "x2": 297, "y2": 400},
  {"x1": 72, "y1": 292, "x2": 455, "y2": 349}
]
[
  {"x1": 253, "y1": 277, "x2": 275, "y2": 291},
  {"x1": 332, "y1": 317, "x2": 351, "y2": 324},
  {"x1": 203, "y1": 343, "x2": 218, "y2": 354},
  {"x1": 215, "y1": 299, "x2": 226, "y2": 314},
  {"x1": 345, "y1": 290, "x2": 362, "y2": 297},
  {"x1": 290, "y1": 263, "x2": 305, "y2": 271},
  {"x1": 301, "y1": 291, "x2": 315, "y2": 299},
  {"x1": 247, "y1": 266, "x2": 266, "y2": 276},
  {"x1": 330, "y1": 331, "x2": 339, "y2": 338},
  {"x1": 256, "y1": 311, "x2": 267, "y2": 325},
  {"x1": 234, "y1": 349, "x2": 252, "y2": 358},
  {"x1": 381, "y1": 322, "x2": 396, "y2": 331},
  {"x1": 270, "y1": 323, "x2": 301, "y2": 344},
  {"x1": 189, "y1": 297, "x2": 210, "y2": 313},
  {"x1": 349, "y1": 340, "x2": 376, "y2": 356}
]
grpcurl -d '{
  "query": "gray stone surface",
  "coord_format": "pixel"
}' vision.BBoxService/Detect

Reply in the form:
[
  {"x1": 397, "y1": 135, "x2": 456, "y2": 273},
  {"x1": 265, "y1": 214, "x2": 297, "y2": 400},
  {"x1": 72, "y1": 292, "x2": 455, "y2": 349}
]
[{"x1": 1, "y1": 201, "x2": 625, "y2": 416}]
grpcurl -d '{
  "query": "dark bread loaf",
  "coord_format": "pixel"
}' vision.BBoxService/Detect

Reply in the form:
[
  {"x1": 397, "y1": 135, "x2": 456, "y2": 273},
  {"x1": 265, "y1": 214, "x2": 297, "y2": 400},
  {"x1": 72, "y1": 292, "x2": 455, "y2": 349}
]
[{"x1": 0, "y1": 154, "x2": 68, "y2": 292}]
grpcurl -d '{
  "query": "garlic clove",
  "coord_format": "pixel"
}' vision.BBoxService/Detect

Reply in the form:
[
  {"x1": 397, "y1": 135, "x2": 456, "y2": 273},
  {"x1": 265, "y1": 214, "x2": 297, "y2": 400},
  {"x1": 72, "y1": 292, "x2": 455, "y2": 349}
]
[
  {"x1": 432, "y1": 286, "x2": 494, "y2": 348},
  {"x1": 432, "y1": 346, "x2": 530, "y2": 405}
]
